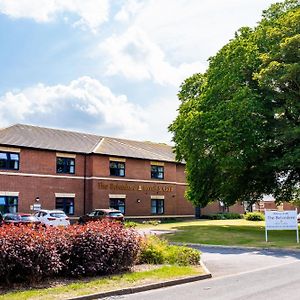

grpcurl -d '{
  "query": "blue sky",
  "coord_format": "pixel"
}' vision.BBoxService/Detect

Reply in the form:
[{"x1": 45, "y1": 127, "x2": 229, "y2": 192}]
[{"x1": 0, "y1": 0, "x2": 278, "y2": 142}]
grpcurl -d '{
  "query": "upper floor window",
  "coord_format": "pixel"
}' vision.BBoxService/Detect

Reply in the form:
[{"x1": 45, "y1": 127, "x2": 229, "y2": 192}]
[
  {"x1": 56, "y1": 157, "x2": 75, "y2": 174},
  {"x1": 151, "y1": 165, "x2": 164, "y2": 179},
  {"x1": 0, "y1": 152, "x2": 19, "y2": 170},
  {"x1": 110, "y1": 161, "x2": 125, "y2": 177}
]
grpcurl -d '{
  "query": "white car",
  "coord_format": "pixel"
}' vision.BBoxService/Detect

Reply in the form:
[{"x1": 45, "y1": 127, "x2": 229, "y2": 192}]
[{"x1": 34, "y1": 210, "x2": 70, "y2": 227}]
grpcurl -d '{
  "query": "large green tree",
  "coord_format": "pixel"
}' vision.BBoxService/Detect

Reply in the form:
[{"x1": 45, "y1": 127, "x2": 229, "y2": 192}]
[{"x1": 169, "y1": 0, "x2": 300, "y2": 208}]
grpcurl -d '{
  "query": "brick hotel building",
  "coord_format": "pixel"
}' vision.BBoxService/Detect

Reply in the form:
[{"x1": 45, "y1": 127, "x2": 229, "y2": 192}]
[
  {"x1": 0, "y1": 124, "x2": 196, "y2": 218},
  {"x1": 0, "y1": 124, "x2": 246, "y2": 218}
]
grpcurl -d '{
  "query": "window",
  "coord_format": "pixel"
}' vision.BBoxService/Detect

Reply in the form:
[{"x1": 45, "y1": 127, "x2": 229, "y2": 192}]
[
  {"x1": 109, "y1": 198, "x2": 125, "y2": 214},
  {"x1": 151, "y1": 199, "x2": 164, "y2": 214},
  {"x1": 55, "y1": 197, "x2": 74, "y2": 215},
  {"x1": 0, "y1": 152, "x2": 19, "y2": 170},
  {"x1": 56, "y1": 157, "x2": 75, "y2": 174},
  {"x1": 151, "y1": 165, "x2": 164, "y2": 179},
  {"x1": 110, "y1": 161, "x2": 125, "y2": 177},
  {"x1": 0, "y1": 196, "x2": 18, "y2": 214}
]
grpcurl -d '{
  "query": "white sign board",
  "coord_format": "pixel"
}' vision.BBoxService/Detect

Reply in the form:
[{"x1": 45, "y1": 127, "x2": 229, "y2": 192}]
[
  {"x1": 265, "y1": 210, "x2": 298, "y2": 230},
  {"x1": 32, "y1": 203, "x2": 41, "y2": 211},
  {"x1": 265, "y1": 209, "x2": 299, "y2": 243}
]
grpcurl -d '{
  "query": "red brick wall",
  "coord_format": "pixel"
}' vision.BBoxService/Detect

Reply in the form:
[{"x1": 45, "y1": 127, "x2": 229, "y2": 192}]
[
  {"x1": 91, "y1": 179, "x2": 193, "y2": 216},
  {"x1": 0, "y1": 147, "x2": 195, "y2": 217},
  {"x1": 89, "y1": 155, "x2": 179, "y2": 182},
  {"x1": 2, "y1": 148, "x2": 86, "y2": 176},
  {"x1": 0, "y1": 174, "x2": 85, "y2": 215}
]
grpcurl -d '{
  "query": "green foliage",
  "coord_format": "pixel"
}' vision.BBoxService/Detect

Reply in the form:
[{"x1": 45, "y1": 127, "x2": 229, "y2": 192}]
[
  {"x1": 124, "y1": 221, "x2": 138, "y2": 228},
  {"x1": 142, "y1": 220, "x2": 161, "y2": 226},
  {"x1": 201, "y1": 213, "x2": 242, "y2": 220},
  {"x1": 138, "y1": 235, "x2": 200, "y2": 266},
  {"x1": 169, "y1": 0, "x2": 300, "y2": 207},
  {"x1": 245, "y1": 212, "x2": 265, "y2": 221},
  {"x1": 139, "y1": 236, "x2": 166, "y2": 264}
]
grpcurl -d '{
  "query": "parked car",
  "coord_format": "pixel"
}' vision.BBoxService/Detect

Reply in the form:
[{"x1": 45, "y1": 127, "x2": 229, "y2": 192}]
[
  {"x1": 2, "y1": 213, "x2": 41, "y2": 226},
  {"x1": 34, "y1": 209, "x2": 70, "y2": 227},
  {"x1": 78, "y1": 209, "x2": 124, "y2": 224}
]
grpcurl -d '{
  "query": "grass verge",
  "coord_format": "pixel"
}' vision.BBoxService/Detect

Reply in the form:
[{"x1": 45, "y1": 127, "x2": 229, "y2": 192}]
[
  {"x1": 137, "y1": 219, "x2": 300, "y2": 249},
  {"x1": 0, "y1": 265, "x2": 203, "y2": 300}
]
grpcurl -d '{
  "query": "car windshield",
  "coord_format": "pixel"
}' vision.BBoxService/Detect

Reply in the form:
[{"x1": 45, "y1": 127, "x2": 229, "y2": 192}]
[
  {"x1": 5, "y1": 214, "x2": 21, "y2": 221},
  {"x1": 108, "y1": 212, "x2": 123, "y2": 217},
  {"x1": 21, "y1": 216, "x2": 38, "y2": 221},
  {"x1": 50, "y1": 213, "x2": 67, "y2": 218}
]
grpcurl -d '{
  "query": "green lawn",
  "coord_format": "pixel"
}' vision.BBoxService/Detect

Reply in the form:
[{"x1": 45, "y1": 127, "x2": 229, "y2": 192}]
[
  {"x1": 138, "y1": 219, "x2": 300, "y2": 249},
  {"x1": 0, "y1": 265, "x2": 203, "y2": 300}
]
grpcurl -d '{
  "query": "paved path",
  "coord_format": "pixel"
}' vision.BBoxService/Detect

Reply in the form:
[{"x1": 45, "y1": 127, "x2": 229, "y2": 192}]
[{"x1": 104, "y1": 246, "x2": 300, "y2": 300}]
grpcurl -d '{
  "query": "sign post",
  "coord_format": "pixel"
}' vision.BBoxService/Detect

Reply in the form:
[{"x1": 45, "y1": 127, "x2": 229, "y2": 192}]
[{"x1": 265, "y1": 209, "x2": 299, "y2": 243}]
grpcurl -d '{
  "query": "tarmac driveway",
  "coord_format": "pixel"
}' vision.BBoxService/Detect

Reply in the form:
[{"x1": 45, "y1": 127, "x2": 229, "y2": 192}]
[
  {"x1": 193, "y1": 245, "x2": 300, "y2": 277},
  {"x1": 108, "y1": 245, "x2": 300, "y2": 300}
]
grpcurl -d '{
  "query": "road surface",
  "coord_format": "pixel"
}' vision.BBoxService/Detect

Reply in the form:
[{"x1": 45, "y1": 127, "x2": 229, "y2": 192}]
[{"x1": 105, "y1": 246, "x2": 300, "y2": 300}]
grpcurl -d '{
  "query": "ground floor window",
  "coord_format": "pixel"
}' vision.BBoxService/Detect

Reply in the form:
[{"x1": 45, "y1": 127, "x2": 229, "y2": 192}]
[
  {"x1": 0, "y1": 196, "x2": 18, "y2": 214},
  {"x1": 55, "y1": 197, "x2": 74, "y2": 215},
  {"x1": 151, "y1": 199, "x2": 164, "y2": 214},
  {"x1": 109, "y1": 198, "x2": 125, "y2": 214}
]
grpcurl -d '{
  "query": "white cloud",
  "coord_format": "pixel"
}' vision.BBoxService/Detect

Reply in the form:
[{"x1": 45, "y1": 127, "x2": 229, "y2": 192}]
[
  {"x1": 0, "y1": 0, "x2": 109, "y2": 32},
  {"x1": 114, "y1": 0, "x2": 143, "y2": 23},
  {"x1": 121, "y1": 0, "x2": 277, "y2": 63},
  {"x1": 100, "y1": 26, "x2": 205, "y2": 87},
  {"x1": 100, "y1": 0, "x2": 275, "y2": 86},
  {"x1": 0, "y1": 77, "x2": 149, "y2": 139}
]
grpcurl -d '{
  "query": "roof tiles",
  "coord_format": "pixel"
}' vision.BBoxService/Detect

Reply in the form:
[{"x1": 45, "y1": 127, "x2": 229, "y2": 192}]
[{"x1": 0, "y1": 124, "x2": 177, "y2": 162}]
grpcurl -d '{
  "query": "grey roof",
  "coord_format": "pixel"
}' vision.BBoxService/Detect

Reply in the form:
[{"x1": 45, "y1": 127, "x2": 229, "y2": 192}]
[
  {"x1": 94, "y1": 137, "x2": 176, "y2": 162},
  {"x1": 0, "y1": 124, "x2": 101, "y2": 153},
  {"x1": 0, "y1": 124, "x2": 177, "y2": 162}
]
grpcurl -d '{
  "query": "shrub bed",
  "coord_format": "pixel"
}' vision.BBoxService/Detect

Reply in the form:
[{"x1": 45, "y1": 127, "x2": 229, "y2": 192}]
[
  {"x1": 245, "y1": 212, "x2": 265, "y2": 221},
  {"x1": 139, "y1": 236, "x2": 200, "y2": 266},
  {"x1": 0, "y1": 224, "x2": 61, "y2": 284},
  {"x1": 200, "y1": 213, "x2": 242, "y2": 220},
  {"x1": 0, "y1": 220, "x2": 141, "y2": 284}
]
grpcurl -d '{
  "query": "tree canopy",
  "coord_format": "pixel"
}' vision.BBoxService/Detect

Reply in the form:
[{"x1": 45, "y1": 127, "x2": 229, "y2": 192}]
[{"x1": 169, "y1": 0, "x2": 300, "y2": 208}]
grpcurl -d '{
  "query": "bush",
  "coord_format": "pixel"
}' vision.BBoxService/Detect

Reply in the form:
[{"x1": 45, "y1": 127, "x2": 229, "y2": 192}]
[
  {"x1": 166, "y1": 246, "x2": 200, "y2": 266},
  {"x1": 67, "y1": 221, "x2": 141, "y2": 277},
  {"x1": 200, "y1": 213, "x2": 242, "y2": 220},
  {"x1": 138, "y1": 236, "x2": 200, "y2": 266},
  {"x1": 0, "y1": 220, "x2": 141, "y2": 284},
  {"x1": 124, "y1": 221, "x2": 138, "y2": 228},
  {"x1": 0, "y1": 224, "x2": 61, "y2": 284},
  {"x1": 138, "y1": 236, "x2": 167, "y2": 264},
  {"x1": 245, "y1": 212, "x2": 265, "y2": 221}
]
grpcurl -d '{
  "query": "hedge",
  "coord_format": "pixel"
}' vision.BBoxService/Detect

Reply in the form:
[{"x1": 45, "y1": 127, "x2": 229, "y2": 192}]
[
  {"x1": 200, "y1": 213, "x2": 242, "y2": 220},
  {"x1": 245, "y1": 212, "x2": 265, "y2": 221},
  {"x1": 0, "y1": 220, "x2": 141, "y2": 284}
]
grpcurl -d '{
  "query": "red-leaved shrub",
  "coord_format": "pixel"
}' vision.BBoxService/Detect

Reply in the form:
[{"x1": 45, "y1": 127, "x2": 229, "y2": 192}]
[
  {"x1": 67, "y1": 220, "x2": 141, "y2": 277},
  {"x1": 0, "y1": 224, "x2": 61, "y2": 284},
  {"x1": 0, "y1": 220, "x2": 141, "y2": 284}
]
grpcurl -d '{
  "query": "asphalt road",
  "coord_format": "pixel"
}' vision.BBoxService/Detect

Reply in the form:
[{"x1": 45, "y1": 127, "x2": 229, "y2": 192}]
[{"x1": 104, "y1": 246, "x2": 300, "y2": 300}]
